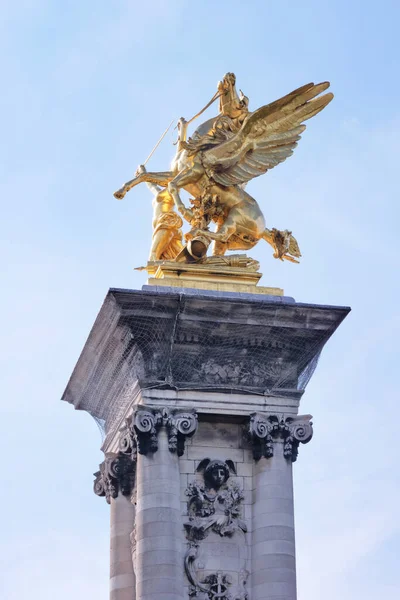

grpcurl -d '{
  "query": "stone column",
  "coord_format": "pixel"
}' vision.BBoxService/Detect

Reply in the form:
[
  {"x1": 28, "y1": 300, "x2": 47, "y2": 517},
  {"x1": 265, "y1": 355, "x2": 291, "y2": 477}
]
[
  {"x1": 94, "y1": 452, "x2": 136, "y2": 600},
  {"x1": 110, "y1": 493, "x2": 136, "y2": 600},
  {"x1": 249, "y1": 414, "x2": 313, "y2": 600},
  {"x1": 133, "y1": 407, "x2": 197, "y2": 600}
]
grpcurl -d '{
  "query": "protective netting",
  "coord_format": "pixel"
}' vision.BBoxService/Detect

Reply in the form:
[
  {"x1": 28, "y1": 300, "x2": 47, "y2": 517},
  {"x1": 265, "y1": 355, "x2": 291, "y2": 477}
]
[{"x1": 62, "y1": 287, "x2": 349, "y2": 442}]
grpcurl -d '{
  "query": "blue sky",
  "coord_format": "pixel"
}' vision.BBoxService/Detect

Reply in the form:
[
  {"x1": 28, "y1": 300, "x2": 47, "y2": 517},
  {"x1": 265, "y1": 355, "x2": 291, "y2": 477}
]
[{"x1": 1, "y1": 1, "x2": 399, "y2": 598}]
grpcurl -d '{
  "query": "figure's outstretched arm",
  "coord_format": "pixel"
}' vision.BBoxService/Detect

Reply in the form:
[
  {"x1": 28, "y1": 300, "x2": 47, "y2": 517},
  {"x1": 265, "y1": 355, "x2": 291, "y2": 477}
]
[{"x1": 114, "y1": 170, "x2": 174, "y2": 199}]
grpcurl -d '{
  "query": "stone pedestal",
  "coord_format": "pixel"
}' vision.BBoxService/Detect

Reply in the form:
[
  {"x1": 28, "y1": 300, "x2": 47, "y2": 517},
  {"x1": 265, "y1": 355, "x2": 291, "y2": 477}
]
[{"x1": 63, "y1": 287, "x2": 349, "y2": 600}]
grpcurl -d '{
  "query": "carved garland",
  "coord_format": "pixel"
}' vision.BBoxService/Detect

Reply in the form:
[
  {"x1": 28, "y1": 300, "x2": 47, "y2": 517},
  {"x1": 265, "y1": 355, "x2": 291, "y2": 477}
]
[{"x1": 249, "y1": 413, "x2": 313, "y2": 461}]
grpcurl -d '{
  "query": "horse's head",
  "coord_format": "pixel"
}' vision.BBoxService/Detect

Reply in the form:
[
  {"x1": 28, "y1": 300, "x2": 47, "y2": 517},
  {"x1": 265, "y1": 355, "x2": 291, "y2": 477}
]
[
  {"x1": 177, "y1": 117, "x2": 188, "y2": 139},
  {"x1": 173, "y1": 117, "x2": 189, "y2": 151},
  {"x1": 217, "y1": 72, "x2": 249, "y2": 119}
]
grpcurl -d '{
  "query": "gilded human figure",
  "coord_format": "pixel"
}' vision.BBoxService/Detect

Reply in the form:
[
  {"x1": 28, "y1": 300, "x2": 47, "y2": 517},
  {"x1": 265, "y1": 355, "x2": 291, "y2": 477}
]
[{"x1": 135, "y1": 165, "x2": 184, "y2": 261}]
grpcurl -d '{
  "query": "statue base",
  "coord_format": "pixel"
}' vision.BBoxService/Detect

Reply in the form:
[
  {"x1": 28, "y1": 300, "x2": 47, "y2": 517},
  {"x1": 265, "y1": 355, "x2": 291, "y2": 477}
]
[{"x1": 139, "y1": 254, "x2": 284, "y2": 296}]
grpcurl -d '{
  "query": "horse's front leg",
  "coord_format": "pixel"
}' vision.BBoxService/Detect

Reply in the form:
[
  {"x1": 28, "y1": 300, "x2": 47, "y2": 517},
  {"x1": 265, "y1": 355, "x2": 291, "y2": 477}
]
[
  {"x1": 114, "y1": 170, "x2": 174, "y2": 199},
  {"x1": 167, "y1": 162, "x2": 204, "y2": 213}
]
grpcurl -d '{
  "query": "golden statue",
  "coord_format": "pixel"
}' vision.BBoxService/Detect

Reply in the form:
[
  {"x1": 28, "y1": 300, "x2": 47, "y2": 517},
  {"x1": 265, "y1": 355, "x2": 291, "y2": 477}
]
[
  {"x1": 114, "y1": 73, "x2": 332, "y2": 270},
  {"x1": 136, "y1": 165, "x2": 184, "y2": 261}
]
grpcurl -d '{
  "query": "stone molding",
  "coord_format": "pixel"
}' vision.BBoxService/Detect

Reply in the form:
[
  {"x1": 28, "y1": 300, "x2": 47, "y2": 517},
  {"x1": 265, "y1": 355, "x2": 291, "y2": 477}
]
[
  {"x1": 93, "y1": 452, "x2": 136, "y2": 503},
  {"x1": 120, "y1": 406, "x2": 198, "y2": 457},
  {"x1": 249, "y1": 413, "x2": 313, "y2": 461}
]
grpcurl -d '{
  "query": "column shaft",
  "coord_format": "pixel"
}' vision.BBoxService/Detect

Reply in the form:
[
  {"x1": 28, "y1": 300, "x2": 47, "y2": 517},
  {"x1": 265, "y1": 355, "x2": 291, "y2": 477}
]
[
  {"x1": 252, "y1": 441, "x2": 297, "y2": 600},
  {"x1": 135, "y1": 428, "x2": 184, "y2": 600},
  {"x1": 110, "y1": 493, "x2": 136, "y2": 600}
]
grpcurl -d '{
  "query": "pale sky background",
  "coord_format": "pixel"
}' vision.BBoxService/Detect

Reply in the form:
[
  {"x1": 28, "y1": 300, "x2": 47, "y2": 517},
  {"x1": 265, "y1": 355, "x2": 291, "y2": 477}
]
[{"x1": 1, "y1": 1, "x2": 399, "y2": 598}]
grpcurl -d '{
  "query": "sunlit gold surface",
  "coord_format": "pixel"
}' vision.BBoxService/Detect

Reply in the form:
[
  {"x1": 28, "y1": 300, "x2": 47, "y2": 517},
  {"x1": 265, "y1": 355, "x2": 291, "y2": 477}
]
[{"x1": 114, "y1": 72, "x2": 332, "y2": 277}]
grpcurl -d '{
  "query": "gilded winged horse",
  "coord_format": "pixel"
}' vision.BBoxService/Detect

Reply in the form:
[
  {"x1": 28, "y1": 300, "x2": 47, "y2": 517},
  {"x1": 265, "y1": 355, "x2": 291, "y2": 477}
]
[{"x1": 114, "y1": 73, "x2": 333, "y2": 263}]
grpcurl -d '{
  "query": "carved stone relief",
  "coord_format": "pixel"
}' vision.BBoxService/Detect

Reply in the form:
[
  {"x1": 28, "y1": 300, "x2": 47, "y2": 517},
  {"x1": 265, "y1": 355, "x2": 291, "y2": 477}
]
[
  {"x1": 184, "y1": 459, "x2": 248, "y2": 600},
  {"x1": 249, "y1": 413, "x2": 313, "y2": 461},
  {"x1": 185, "y1": 459, "x2": 247, "y2": 540},
  {"x1": 193, "y1": 357, "x2": 295, "y2": 388}
]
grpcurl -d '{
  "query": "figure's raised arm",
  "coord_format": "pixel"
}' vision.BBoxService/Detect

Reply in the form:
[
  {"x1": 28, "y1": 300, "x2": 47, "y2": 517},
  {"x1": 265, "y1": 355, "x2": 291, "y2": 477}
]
[{"x1": 114, "y1": 169, "x2": 175, "y2": 200}]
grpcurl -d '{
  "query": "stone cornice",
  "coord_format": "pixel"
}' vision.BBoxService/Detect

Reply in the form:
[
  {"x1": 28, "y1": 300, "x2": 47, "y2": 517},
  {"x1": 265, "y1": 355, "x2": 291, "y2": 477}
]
[{"x1": 62, "y1": 289, "x2": 350, "y2": 439}]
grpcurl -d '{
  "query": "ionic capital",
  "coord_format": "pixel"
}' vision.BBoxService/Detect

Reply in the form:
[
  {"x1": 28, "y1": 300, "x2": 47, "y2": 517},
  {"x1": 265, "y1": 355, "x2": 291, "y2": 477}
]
[
  {"x1": 93, "y1": 452, "x2": 136, "y2": 503},
  {"x1": 120, "y1": 406, "x2": 198, "y2": 457},
  {"x1": 165, "y1": 409, "x2": 198, "y2": 456},
  {"x1": 249, "y1": 413, "x2": 313, "y2": 462},
  {"x1": 133, "y1": 408, "x2": 163, "y2": 455}
]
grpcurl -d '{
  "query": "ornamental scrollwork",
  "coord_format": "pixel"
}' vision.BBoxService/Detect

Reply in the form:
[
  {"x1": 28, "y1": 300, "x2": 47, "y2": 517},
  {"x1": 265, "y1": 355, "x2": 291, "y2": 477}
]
[
  {"x1": 93, "y1": 452, "x2": 135, "y2": 504},
  {"x1": 281, "y1": 416, "x2": 314, "y2": 462},
  {"x1": 166, "y1": 410, "x2": 198, "y2": 456},
  {"x1": 249, "y1": 413, "x2": 313, "y2": 461},
  {"x1": 133, "y1": 408, "x2": 163, "y2": 455},
  {"x1": 119, "y1": 416, "x2": 137, "y2": 460},
  {"x1": 119, "y1": 406, "x2": 198, "y2": 457}
]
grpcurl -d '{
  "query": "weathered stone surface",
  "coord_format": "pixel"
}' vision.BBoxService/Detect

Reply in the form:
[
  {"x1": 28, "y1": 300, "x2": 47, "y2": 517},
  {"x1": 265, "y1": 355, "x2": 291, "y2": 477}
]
[
  {"x1": 252, "y1": 553, "x2": 296, "y2": 571},
  {"x1": 110, "y1": 574, "x2": 137, "y2": 592},
  {"x1": 252, "y1": 566, "x2": 297, "y2": 586},
  {"x1": 110, "y1": 588, "x2": 136, "y2": 600},
  {"x1": 110, "y1": 560, "x2": 136, "y2": 578},
  {"x1": 135, "y1": 428, "x2": 185, "y2": 600},
  {"x1": 108, "y1": 494, "x2": 135, "y2": 600},
  {"x1": 192, "y1": 421, "x2": 240, "y2": 448},
  {"x1": 187, "y1": 446, "x2": 244, "y2": 462},
  {"x1": 62, "y1": 288, "x2": 349, "y2": 440},
  {"x1": 62, "y1": 287, "x2": 349, "y2": 600}
]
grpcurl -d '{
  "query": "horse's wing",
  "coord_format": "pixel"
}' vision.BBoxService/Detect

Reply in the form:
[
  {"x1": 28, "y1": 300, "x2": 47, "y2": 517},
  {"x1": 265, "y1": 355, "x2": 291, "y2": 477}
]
[{"x1": 202, "y1": 82, "x2": 333, "y2": 187}]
